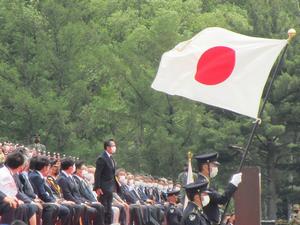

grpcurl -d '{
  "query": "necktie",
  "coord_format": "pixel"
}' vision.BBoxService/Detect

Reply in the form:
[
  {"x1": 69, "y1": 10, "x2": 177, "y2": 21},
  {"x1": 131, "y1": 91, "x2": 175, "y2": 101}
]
[{"x1": 110, "y1": 156, "x2": 115, "y2": 168}]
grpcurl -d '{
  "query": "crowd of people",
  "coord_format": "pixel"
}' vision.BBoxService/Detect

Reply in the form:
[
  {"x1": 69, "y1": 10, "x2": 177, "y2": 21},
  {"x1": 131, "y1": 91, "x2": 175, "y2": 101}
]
[
  {"x1": 0, "y1": 138, "x2": 244, "y2": 225},
  {"x1": 1, "y1": 131, "x2": 299, "y2": 225},
  {"x1": 0, "y1": 139, "x2": 181, "y2": 225}
]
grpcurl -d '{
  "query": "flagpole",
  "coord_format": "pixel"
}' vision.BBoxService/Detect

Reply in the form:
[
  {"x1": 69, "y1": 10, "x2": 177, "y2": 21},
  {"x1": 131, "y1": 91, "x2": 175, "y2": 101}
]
[
  {"x1": 183, "y1": 151, "x2": 194, "y2": 209},
  {"x1": 219, "y1": 28, "x2": 296, "y2": 225}
]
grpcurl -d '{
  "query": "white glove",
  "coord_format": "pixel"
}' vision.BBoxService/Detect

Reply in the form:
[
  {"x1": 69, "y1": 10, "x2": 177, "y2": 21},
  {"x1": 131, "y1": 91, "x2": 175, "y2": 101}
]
[{"x1": 230, "y1": 172, "x2": 242, "y2": 187}]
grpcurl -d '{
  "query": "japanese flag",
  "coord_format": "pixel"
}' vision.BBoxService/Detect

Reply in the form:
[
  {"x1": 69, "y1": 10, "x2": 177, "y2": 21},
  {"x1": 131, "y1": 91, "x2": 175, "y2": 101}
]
[{"x1": 151, "y1": 27, "x2": 287, "y2": 118}]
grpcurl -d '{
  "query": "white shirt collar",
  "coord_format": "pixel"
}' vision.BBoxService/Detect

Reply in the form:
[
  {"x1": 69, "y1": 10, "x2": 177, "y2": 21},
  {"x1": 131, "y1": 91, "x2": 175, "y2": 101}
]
[
  {"x1": 73, "y1": 174, "x2": 82, "y2": 181},
  {"x1": 61, "y1": 170, "x2": 71, "y2": 178},
  {"x1": 105, "y1": 150, "x2": 111, "y2": 158},
  {"x1": 36, "y1": 170, "x2": 44, "y2": 178}
]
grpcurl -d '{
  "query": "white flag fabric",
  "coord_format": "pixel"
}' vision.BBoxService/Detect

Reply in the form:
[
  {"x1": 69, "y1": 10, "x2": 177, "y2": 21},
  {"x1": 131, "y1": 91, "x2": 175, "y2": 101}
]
[
  {"x1": 151, "y1": 27, "x2": 287, "y2": 118},
  {"x1": 183, "y1": 158, "x2": 194, "y2": 209}
]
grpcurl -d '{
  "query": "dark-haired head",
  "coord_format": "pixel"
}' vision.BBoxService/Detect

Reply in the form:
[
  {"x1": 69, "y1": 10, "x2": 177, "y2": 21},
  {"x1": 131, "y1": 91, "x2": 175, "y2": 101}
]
[
  {"x1": 60, "y1": 157, "x2": 75, "y2": 174},
  {"x1": 35, "y1": 156, "x2": 50, "y2": 171},
  {"x1": 5, "y1": 151, "x2": 25, "y2": 170},
  {"x1": 104, "y1": 139, "x2": 115, "y2": 150}
]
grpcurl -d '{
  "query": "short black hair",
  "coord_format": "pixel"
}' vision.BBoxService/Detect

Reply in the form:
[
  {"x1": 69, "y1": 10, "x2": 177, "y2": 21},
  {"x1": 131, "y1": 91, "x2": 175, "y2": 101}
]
[
  {"x1": 104, "y1": 139, "x2": 115, "y2": 150},
  {"x1": 5, "y1": 152, "x2": 25, "y2": 169},
  {"x1": 75, "y1": 160, "x2": 85, "y2": 171},
  {"x1": 29, "y1": 156, "x2": 38, "y2": 170},
  {"x1": 35, "y1": 156, "x2": 50, "y2": 171},
  {"x1": 50, "y1": 159, "x2": 58, "y2": 167},
  {"x1": 60, "y1": 157, "x2": 75, "y2": 170}
]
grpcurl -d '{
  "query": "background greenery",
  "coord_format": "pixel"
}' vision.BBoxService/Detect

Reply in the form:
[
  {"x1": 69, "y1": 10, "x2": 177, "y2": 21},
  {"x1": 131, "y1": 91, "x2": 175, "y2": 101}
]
[{"x1": 0, "y1": 0, "x2": 299, "y2": 220}]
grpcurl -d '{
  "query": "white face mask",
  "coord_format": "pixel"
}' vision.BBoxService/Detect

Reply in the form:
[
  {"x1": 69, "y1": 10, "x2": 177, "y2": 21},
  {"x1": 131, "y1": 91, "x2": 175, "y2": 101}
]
[
  {"x1": 119, "y1": 175, "x2": 126, "y2": 184},
  {"x1": 82, "y1": 170, "x2": 88, "y2": 176},
  {"x1": 111, "y1": 146, "x2": 116, "y2": 154},
  {"x1": 128, "y1": 180, "x2": 134, "y2": 186},
  {"x1": 135, "y1": 181, "x2": 141, "y2": 186},
  {"x1": 210, "y1": 166, "x2": 218, "y2": 178},
  {"x1": 174, "y1": 186, "x2": 180, "y2": 192},
  {"x1": 168, "y1": 184, "x2": 173, "y2": 189},
  {"x1": 201, "y1": 195, "x2": 210, "y2": 207}
]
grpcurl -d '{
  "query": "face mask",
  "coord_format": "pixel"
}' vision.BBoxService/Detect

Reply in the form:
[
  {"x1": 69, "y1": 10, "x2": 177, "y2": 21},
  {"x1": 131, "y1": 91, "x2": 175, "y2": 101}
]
[
  {"x1": 119, "y1": 175, "x2": 126, "y2": 183},
  {"x1": 174, "y1": 186, "x2": 180, "y2": 191},
  {"x1": 111, "y1": 146, "x2": 116, "y2": 154},
  {"x1": 82, "y1": 170, "x2": 88, "y2": 176},
  {"x1": 158, "y1": 185, "x2": 163, "y2": 190},
  {"x1": 201, "y1": 195, "x2": 210, "y2": 207},
  {"x1": 168, "y1": 184, "x2": 173, "y2": 190},
  {"x1": 128, "y1": 180, "x2": 134, "y2": 186},
  {"x1": 135, "y1": 181, "x2": 141, "y2": 186},
  {"x1": 210, "y1": 166, "x2": 218, "y2": 178}
]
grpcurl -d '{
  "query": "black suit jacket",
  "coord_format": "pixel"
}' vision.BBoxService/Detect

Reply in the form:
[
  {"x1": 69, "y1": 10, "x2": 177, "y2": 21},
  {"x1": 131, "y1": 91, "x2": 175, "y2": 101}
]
[
  {"x1": 94, "y1": 151, "x2": 117, "y2": 193},
  {"x1": 13, "y1": 174, "x2": 33, "y2": 203},
  {"x1": 19, "y1": 172, "x2": 37, "y2": 199},
  {"x1": 73, "y1": 175, "x2": 97, "y2": 202},
  {"x1": 29, "y1": 170, "x2": 56, "y2": 203},
  {"x1": 197, "y1": 174, "x2": 237, "y2": 223},
  {"x1": 57, "y1": 171, "x2": 85, "y2": 204}
]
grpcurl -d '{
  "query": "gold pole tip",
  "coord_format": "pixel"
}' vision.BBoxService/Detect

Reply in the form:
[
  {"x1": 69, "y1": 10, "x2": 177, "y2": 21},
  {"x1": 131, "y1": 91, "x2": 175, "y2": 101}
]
[
  {"x1": 288, "y1": 28, "x2": 296, "y2": 35},
  {"x1": 288, "y1": 28, "x2": 296, "y2": 42}
]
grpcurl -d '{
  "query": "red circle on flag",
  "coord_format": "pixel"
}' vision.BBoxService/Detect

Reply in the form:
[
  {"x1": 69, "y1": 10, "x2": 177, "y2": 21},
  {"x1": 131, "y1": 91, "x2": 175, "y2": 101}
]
[{"x1": 194, "y1": 46, "x2": 236, "y2": 85}]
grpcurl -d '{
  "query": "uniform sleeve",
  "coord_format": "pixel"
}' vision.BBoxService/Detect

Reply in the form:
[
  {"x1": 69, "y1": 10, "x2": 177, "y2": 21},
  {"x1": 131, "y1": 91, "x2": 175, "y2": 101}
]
[{"x1": 209, "y1": 183, "x2": 237, "y2": 205}]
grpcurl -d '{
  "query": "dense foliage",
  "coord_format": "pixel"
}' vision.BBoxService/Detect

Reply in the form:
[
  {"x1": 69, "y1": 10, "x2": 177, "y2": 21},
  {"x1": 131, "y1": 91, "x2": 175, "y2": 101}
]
[{"x1": 0, "y1": 0, "x2": 299, "y2": 220}]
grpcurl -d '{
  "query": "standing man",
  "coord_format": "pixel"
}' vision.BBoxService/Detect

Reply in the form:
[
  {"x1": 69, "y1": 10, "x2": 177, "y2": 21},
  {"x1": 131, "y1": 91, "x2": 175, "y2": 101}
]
[
  {"x1": 94, "y1": 139, "x2": 118, "y2": 225},
  {"x1": 195, "y1": 152, "x2": 242, "y2": 225}
]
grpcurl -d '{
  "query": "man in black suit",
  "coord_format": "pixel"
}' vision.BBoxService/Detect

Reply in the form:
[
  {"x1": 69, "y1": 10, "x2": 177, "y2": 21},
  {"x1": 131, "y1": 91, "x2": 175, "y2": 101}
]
[
  {"x1": 94, "y1": 139, "x2": 118, "y2": 225},
  {"x1": 29, "y1": 156, "x2": 71, "y2": 225},
  {"x1": 57, "y1": 157, "x2": 101, "y2": 225},
  {"x1": 195, "y1": 152, "x2": 242, "y2": 225}
]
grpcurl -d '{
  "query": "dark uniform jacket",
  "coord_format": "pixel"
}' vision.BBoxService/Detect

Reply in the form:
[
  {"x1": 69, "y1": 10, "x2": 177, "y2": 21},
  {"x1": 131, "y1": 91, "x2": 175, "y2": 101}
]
[
  {"x1": 181, "y1": 201, "x2": 210, "y2": 225},
  {"x1": 197, "y1": 174, "x2": 236, "y2": 224},
  {"x1": 166, "y1": 203, "x2": 183, "y2": 225}
]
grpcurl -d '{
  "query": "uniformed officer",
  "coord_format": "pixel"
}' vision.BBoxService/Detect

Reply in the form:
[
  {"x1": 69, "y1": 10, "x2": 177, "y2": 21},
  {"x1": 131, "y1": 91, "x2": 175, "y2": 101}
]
[
  {"x1": 166, "y1": 189, "x2": 183, "y2": 225},
  {"x1": 195, "y1": 152, "x2": 242, "y2": 225},
  {"x1": 181, "y1": 180, "x2": 211, "y2": 225}
]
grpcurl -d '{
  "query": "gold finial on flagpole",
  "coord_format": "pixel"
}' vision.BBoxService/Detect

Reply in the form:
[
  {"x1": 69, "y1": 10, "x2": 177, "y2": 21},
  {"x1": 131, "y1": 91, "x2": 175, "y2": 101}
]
[
  {"x1": 187, "y1": 151, "x2": 193, "y2": 162},
  {"x1": 288, "y1": 28, "x2": 296, "y2": 43}
]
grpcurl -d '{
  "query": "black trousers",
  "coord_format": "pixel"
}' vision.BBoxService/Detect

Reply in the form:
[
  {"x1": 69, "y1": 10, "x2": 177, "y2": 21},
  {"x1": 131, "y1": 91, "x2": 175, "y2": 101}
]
[
  {"x1": 98, "y1": 192, "x2": 113, "y2": 225},
  {"x1": 0, "y1": 202, "x2": 37, "y2": 224},
  {"x1": 57, "y1": 204, "x2": 71, "y2": 225},
  {"x1": 41, "y1": 203, "x2": 59, "y2": 225},
  {"x1": 89, "y1": 202, "x2": 105, "y2": 225},
  {"x1": 129, "y1": 204, "x2": 144, "y2": 225}
]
